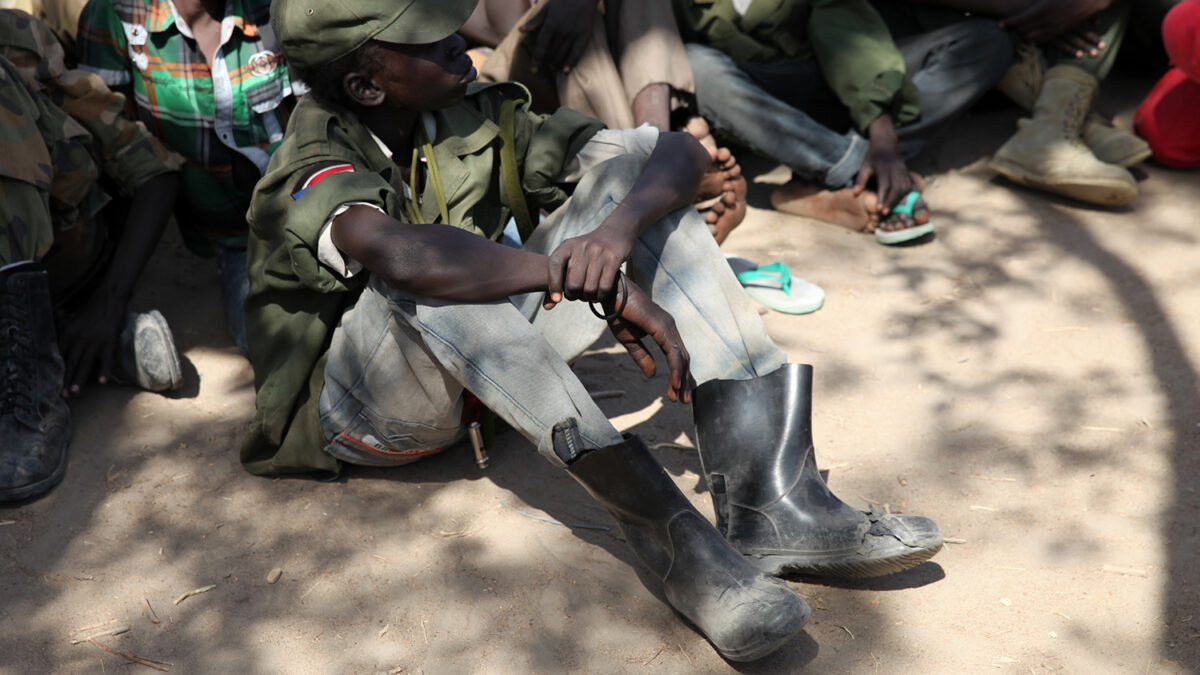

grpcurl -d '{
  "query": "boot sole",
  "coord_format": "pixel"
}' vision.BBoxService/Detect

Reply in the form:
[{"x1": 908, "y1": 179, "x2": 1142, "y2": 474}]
[
  {"x1": 1095, "y1": 146, "x2": 1152, "y2": 168},
  {"x1": 749, "y1": 541, "x2": 944, "y2": 579},
  {"x1": 988, "y1": 157, "x2": 1137, "y2": 206}
]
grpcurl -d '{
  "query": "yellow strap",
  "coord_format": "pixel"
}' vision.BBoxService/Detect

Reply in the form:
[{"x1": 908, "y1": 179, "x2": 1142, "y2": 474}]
[
  {"x1": 404, "y1": 122, "x2": 452, "y2": 226},
  {"x1": 498, "y1": 99, "x2": 535, "y2": 241}
]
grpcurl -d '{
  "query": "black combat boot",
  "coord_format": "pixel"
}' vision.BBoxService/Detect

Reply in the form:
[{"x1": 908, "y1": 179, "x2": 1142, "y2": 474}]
[
  {"x1": 557, "y1": 427, "x2": 810, "y2": 662},
  {"x1": 0, "y1": 264, "x2": 71, "y2": 502},
  {"x1": 693, "y1": 364, "x2": 943, "y2": 578}
]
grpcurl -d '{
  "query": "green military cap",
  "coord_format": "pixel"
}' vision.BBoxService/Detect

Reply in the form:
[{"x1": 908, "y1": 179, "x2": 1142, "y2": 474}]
[{"x1": 272, "y1": 0, "x2": 479, "y2": 71}]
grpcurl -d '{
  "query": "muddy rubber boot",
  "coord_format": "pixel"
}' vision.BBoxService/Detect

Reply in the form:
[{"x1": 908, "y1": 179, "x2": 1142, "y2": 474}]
[
  {"x1": 0, "y1": 265, "x2": 71, "y2": 502},
  {"x1": 692, "y1": 364, "x2": 943, "y2": 579},
  {"x1": 558, "y1": 428, "x2": 811, "y2": 662},
  {"x1": 989, "y1": 65, "x2": 1138, "y2": 206},
  {"x1": 113, "y1": 309, "x2": 183, "y2": 392},
  {"x1": 997, "y1": 44, "x2": 1150, "y2": 168}
]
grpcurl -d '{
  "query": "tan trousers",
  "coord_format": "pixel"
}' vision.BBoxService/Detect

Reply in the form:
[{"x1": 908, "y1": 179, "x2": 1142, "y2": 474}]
[{"x1": 479, "y1": 0, "x2": 694, "y2": 129}]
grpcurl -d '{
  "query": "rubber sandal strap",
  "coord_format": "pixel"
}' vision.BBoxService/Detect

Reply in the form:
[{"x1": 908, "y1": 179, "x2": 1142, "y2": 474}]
[
  {"x1": 736, "y1": 262, "x2": 791, "y2": 296},
  {"x1": 891, "y1": 190, "x2": 921, "y2": 218}
]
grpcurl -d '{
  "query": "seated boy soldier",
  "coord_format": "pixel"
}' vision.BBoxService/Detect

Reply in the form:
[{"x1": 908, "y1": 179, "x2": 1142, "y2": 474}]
[
  {"x1": 249, "y1": 0, "x2": 944, "y2": 660},
  {"x1": 0, "y1": 9, "x2": 183, "y2": 502}
]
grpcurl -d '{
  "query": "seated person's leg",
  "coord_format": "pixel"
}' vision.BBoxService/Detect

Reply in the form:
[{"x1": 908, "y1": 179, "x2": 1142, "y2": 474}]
[
  {"x1": 0, "y1": 177, "x2": 70, "y2": 503},
  {"x1": 524, "y1": 155, "x2": 945, "y2": 575},
  {"x1": 320, "y1": 274, "x2": 623, "y2": 468},
  {"x1": 516, "y1": 155, "x2": 786, "y2": 382},
  {"x1": 989, "y1": 8, "x2": 1141, "y2": 205},
  {"x1": 891, "y1": 20, "x2": 1013, "y2": 158},
  {"x1": 685, "y1": 43, "x2": 885, "y2": 232}
]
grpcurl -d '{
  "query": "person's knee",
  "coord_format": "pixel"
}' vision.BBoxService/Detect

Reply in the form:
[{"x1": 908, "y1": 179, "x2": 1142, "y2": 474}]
[{"x1": 575, "y1": 154, "x2": 650, "y2": 207}]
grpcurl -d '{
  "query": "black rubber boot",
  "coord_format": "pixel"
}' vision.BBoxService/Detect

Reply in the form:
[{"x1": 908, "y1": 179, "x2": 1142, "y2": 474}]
[
  {"x1": 557, "y1": 426, "x2": 810, "y2": 662},
  {"x1": 0, "y1": 265, "x2": 71, "y2": 502},
  {"x1": 693, "y1": 364, "x2": 943, "y2": 579}
]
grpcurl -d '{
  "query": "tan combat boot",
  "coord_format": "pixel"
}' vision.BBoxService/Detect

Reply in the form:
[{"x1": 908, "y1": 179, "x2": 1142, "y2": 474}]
[
  {"x1": 990, "y1": 65, "x2": 1138, "y2": 206},
  {"x1": 997, "y1": 45, "x2": 1150, "y2": 168}
]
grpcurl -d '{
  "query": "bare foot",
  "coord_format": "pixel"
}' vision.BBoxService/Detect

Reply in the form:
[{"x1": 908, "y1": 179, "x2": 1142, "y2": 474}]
[
  {"x1": 771, "y1": 182, "x2": 880, "y2": 232},
  {"x1": 710, "y1": 168, "x2": 747, "y2": 245},
  {"x1": 683, "y1": 116, "x2": 719, "y2": 157},
  {"x1": 698, "y1": 148, "x2": 747, "y2": 244},
  {"x1": 876, "y1": 174, "x2": 930, "y2": 234}
]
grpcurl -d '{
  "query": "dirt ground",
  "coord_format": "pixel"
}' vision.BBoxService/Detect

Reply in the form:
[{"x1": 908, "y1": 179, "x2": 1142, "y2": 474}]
[{"x1": 2, "y1": 76, "x2": 1198, "y2": 675}]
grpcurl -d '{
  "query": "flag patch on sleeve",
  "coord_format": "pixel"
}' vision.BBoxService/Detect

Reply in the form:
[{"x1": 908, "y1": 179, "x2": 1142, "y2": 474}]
[{"x1": 292, "y1": 163, "x2": 355, "y2": 200}]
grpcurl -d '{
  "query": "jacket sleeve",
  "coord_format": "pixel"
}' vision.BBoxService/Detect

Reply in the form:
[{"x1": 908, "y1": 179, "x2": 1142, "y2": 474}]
[{"x1": 808, "y1": 0, "x2": 920, "y2": 133}]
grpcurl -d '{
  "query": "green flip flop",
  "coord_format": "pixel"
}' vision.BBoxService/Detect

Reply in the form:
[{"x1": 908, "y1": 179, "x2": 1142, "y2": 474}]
[
  {"x1": 727, "y1": 257, "x2": 825, "y2": 315},
  {"x1": 875, "y1": 190, "x2": 935, "y2": 245}
]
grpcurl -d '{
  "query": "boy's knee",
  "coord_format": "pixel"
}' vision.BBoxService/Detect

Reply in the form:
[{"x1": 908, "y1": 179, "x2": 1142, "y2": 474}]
[{"x1": 575, "y1": 154, "x2": 650, "y2": 205}]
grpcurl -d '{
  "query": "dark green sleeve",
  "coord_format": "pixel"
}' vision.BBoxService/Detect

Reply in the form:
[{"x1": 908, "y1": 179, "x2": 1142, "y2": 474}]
[
  {"x1": 672, "y1": 0, "x2": 813, "y2": 63},
  {"x1": 809, "y1": 0, "x2": 920, "y2": 133},
  {"x1": 517, "y1": 105, "x2": 605, "y2": 213}
]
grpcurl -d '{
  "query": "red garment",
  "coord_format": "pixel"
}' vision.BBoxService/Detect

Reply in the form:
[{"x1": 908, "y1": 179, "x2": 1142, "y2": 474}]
[
  {"x1": 1135, "y1": 0, "x2": 1200, "y2": 167},
  {"x1": 1164, "y1": 0, "x2": 1200, "y2": 81},
  {"x1": 1135, "y1": 67, "x2": 1200, "y2": 168}
]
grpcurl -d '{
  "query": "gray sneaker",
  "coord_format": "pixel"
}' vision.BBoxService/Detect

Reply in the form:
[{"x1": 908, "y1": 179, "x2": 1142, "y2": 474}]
[
  {"x1": 0, "y1": 265, "x2": 71, "y2": 502},
  {"x1": 114, "y1": 310, "x2": 183, "y2": 392}
]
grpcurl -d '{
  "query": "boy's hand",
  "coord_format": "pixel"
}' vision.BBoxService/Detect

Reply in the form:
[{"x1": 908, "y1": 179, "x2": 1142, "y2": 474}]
[
  {"x1": 855, "y1": 115, "x2": 914, "y2": 213},
  {"x1": 543, "y1": 224, "x2": 636, "y2": 308},
  {"x1": 1001, "y1": 0, "x2": 1112, "y2": 43},
  {"x1": 602, "y1": 277, "x2": 693, "y2": 404},
  {"x1": 520, "y1": 0, "x2": 597, "y2": 73},
  {"x1": 1050, "y1": 23, "x2": 1105, "y2": 58},
  {"x1": 58, "y1": 290, "x2": 124, "y2": 397}
]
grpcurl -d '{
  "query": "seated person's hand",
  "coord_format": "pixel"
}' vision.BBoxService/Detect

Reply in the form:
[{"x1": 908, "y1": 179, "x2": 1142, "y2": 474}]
[
  {"x1": 520, "y1": 0, "x2": 597, "y2": 73},
  {"x1": 856, "y1": 115, "x2": 915, "y2": 215},
  {"x1": 58, "y1": 289, "x2": 125, "y2": 397},
  {"x1": 601, "y1": 277, "x2": 693, "y2": 404},
  {"x1": 1001, "y1": 0, "x2": 1113, "y2": 44},
  {"x1": 544, "y1": 224, "x2": 635, "y2": 308},
  {"x1": 1050, "y1": 22, "x2": 1106, "y2": 58}
]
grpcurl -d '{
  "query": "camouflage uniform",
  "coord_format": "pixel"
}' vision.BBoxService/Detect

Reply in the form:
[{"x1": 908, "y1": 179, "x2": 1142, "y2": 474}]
[{"x1": 0, "y1": 9, "x2": 178, "y2": 300}]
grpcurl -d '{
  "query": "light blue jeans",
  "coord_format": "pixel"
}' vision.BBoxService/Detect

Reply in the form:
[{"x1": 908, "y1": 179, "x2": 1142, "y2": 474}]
[
  {"x1": 685, "y1": 20, "x2": 1012, "y2": 189},
  {"x1": 317, "y1": 155, "x2": 786, "y2": 468}
]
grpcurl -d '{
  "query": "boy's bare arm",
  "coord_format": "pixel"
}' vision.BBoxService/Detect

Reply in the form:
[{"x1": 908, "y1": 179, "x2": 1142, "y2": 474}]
[
  {"x1": 330, "y1": 205, "x2": 693, "y2": 401},
  {"x1": 331, "y1": 206, "x2": 551, "y2": 302},
  {"x1": 545, "y1": 131, "x2": 710, "y2": 307},
  {"x1": 59, "y1": 172, "x2": 181, "y2": 395}
]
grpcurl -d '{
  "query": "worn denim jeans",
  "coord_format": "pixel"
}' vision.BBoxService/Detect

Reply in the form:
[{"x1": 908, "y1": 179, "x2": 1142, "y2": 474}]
[
  {"x1": 686, "y1": 20, "x2": 1012, "y2": 189},
  {"x1": 318, "y1": 155, "x2": 786, "y2": 468}
]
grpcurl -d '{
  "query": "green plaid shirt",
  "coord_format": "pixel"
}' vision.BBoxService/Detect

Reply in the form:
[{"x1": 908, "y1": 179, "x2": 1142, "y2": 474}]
[{"x1": 76, "y1": 0, "x2": 293, "y2": 255}]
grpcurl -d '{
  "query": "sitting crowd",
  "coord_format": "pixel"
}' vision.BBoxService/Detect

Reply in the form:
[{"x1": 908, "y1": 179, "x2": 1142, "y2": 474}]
[{"x1": 2, "y1": 0, "x2": 1196, "y2": 663}]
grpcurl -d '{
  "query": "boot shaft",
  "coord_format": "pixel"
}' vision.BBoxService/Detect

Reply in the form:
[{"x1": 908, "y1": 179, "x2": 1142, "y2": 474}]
[
  {"x1": 1033, "y1": 65, "x2": 1100, "y2": 139},
  {"x1": 1, "y1": 265, "x2": 66, "y2": 428},
  {"x1": 692, "y1": 364, "x2": 866, "y2": 552}
]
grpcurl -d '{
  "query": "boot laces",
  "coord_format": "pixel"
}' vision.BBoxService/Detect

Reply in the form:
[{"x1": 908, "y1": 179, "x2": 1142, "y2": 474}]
[{"x1": 0, "y1": 292, "x2": 36, "y2": 416}]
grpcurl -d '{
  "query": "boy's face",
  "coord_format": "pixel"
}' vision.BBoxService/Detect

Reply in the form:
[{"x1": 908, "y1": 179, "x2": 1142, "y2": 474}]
[{"x1": 372, "y1": 33, "x2": 477, "y2": 111}]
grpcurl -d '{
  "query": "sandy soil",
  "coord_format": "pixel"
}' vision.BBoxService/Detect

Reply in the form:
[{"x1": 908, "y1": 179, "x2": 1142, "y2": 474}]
[{"x1": 2, "y1": 77, "x2": 1198, "y2": 675}]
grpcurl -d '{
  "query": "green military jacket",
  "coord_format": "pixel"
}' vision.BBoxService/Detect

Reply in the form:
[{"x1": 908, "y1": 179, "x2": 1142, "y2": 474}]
[
  {"x1": 241, "y1": 82, "x2": 604, "y2": 477},
  {"x1": 672, "y1": 0, "x2": 920, "y2": 133}
]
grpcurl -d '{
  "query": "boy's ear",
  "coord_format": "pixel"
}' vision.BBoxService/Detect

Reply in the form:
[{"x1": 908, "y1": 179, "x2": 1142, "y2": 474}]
[{"x1": 344, "y1": 71, "x2": 385, "y2": 107}]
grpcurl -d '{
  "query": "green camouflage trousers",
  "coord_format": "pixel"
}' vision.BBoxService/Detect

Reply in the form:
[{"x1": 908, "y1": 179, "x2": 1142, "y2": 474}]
[{"x1": 0, "y1": 10, "x2": 178, "y2": 299}]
